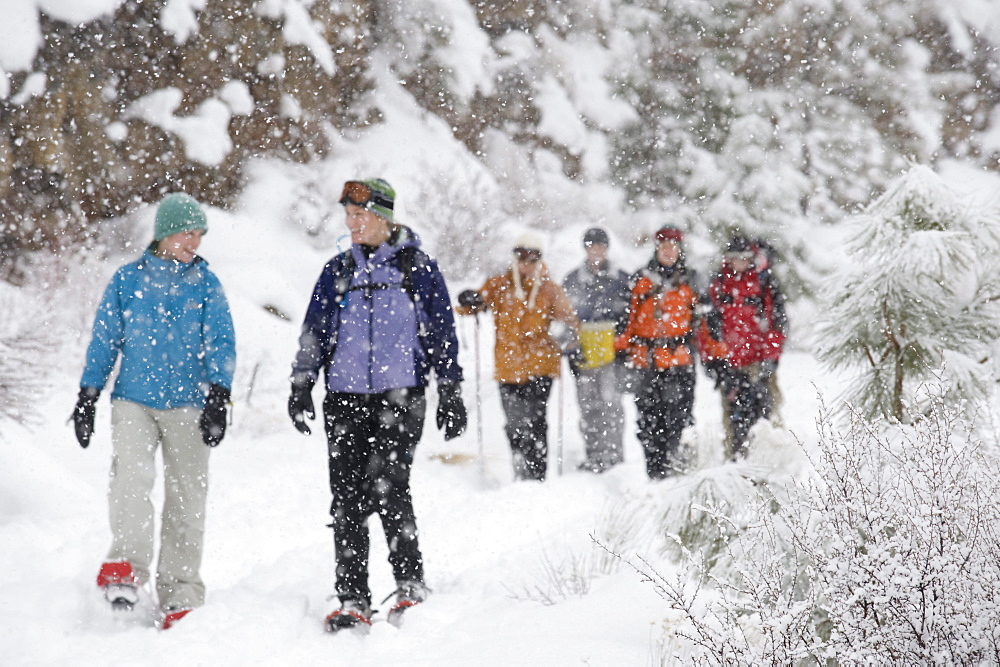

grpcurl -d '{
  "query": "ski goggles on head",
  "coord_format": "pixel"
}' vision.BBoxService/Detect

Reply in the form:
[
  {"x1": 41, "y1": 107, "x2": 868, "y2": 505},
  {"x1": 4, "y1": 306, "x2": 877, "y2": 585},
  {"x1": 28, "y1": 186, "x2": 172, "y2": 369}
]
[
  {"x1": 339, "y1": 181, "x2": 394, "y2": 210},
  {"x1": 513, "y1": 247, "x2": 542, "y2": 263}
]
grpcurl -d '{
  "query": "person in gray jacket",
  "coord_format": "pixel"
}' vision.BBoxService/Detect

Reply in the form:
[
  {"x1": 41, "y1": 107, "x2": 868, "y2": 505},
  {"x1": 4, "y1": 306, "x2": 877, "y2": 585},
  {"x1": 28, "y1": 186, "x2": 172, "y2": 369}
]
[
  {"x1": 562, "y1": 227, "x2": 632, "y2": 472},
  {"x1": 72, "y1": 193, "x2": 236, "y2": 629}
]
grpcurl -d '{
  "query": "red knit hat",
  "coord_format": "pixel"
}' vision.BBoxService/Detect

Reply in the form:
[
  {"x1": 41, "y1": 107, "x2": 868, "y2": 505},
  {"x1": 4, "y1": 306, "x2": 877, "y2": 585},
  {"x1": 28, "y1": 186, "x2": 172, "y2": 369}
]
[{"x1": 655, "y1": 226, "x2": 683, "y2": 243}]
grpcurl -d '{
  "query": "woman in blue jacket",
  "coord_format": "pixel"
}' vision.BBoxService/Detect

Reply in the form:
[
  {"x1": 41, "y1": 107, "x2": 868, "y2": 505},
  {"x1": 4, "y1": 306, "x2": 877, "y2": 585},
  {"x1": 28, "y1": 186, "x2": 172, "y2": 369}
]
[
  {"x1": 288, "y1": 178, "x2": 467, "y2": 633},
  {"x1": 72, "y1": 193, "x2": 236, "y2": 629}
]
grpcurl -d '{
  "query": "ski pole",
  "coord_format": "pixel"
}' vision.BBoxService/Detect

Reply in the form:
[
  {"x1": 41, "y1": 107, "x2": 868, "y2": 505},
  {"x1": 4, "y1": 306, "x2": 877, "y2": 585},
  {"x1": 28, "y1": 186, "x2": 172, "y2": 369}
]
[
  {"x1": 475, "y1": 313, "x2": 484, "y2": 479},
  {"x1": 557, "y1": 361, "x2": 565, "y2": 476}
]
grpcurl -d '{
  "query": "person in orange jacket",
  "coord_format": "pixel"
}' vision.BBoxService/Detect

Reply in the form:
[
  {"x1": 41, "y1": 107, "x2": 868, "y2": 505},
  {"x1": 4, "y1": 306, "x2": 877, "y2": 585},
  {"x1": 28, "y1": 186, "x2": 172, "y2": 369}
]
[
  {"x1": 616, "y1": 226, "x2": 727, "y2": 479},
  {"x1": 456, "y1": 233, "x2": 581, "y2": 481}
]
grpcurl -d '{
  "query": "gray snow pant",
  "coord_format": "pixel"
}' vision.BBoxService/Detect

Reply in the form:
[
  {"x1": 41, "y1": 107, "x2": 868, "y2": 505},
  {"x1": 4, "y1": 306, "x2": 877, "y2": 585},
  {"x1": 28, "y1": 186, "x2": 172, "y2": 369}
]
[
  {"x1": 107, "y1": 399, "x2": 210, "y2": 611},
  {"x1": 573, "y1": 362, "x2": 625, "y2": 470}
]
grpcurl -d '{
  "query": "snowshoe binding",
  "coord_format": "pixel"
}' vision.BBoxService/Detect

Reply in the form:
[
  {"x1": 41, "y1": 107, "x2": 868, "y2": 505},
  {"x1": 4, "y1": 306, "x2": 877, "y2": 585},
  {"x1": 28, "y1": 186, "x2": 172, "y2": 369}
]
[
  {"x1": 324, "y1": 599, "x2": 373, "y2": 634},
  {"x1": 159, "y1": 607, "x2": 192, "y2": 630},
  {"x1": 97, "y1": 561, "x2": 139, "y2": 611},
  {"x1": 385, "y1": 580, "x2": 429, "y2": 628}
]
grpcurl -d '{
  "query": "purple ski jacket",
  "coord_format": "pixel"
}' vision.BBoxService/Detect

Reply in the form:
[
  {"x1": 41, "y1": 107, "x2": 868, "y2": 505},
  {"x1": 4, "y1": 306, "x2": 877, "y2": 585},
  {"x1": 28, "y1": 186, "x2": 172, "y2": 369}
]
[{"x1": 291, "y1": 226, "x2": 463, "y2": 394}]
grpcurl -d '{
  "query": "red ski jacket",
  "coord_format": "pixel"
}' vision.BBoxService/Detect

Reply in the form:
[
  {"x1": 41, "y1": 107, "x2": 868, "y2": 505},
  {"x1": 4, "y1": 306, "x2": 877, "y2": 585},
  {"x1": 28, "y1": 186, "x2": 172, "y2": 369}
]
[{"x1": 707, "y1": 266, "x2": 786, "y2": 368}]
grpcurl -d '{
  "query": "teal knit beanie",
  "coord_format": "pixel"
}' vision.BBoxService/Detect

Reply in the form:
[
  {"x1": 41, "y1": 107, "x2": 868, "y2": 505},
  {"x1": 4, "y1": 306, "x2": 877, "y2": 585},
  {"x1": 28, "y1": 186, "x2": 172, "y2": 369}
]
[
  {"x1": 361, "y1": 178, "x2": 395, "y2": 223},
  {"x1": 154, "y1": 193, "x2": 208, "y2": 241}
]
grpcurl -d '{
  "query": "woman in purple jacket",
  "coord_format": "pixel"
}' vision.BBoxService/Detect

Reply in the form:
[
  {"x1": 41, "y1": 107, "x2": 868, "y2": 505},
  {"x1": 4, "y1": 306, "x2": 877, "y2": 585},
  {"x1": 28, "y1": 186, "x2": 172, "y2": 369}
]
[{"x1": 287, "y1": 178, "x2": 466, "y2": 633}]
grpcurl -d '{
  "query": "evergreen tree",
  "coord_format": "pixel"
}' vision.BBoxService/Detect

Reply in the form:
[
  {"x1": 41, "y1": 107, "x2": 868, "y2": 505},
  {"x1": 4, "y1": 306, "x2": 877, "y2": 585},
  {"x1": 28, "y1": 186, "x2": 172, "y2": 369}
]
[
  {"x1": 817, "y1": 164, "x2": 1000, "y2": 421},
  {"x1": 606, "y1": 0, "x2": 995, "y2": 290}
]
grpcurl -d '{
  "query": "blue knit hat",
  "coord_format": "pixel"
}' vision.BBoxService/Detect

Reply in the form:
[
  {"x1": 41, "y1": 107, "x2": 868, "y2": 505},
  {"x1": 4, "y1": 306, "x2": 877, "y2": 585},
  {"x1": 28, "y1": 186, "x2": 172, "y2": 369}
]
[{"x1": 154, "y1": 193, "x2": 208, "y2": 241}]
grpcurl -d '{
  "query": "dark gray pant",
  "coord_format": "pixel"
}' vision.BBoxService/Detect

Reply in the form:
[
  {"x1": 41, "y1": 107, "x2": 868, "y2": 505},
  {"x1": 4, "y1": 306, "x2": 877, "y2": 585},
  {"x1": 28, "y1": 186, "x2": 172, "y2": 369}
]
[
  {"x1": 323, "y1": 388, "x2": 426, "y2": 606},
  {"x1": 499, "y1": 377, "x2": 553, "y2": 481},
  {"x1": 722, "y1": 362, "x2": 770, "y2": 458},
  {"x1": 634, "y1": 366, "x2": 695, "y2": 479}
]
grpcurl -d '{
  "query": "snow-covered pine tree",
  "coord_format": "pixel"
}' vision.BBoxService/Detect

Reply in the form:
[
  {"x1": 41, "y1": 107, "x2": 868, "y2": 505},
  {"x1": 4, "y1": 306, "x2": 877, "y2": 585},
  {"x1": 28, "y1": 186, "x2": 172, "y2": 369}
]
[{"x1": 817, "y1": 164, "x2": 1000, "y2": 421}]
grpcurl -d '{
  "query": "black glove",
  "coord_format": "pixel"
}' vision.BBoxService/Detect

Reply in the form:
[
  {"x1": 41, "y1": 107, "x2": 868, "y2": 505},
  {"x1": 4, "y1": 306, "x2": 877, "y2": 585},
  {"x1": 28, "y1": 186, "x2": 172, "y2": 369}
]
[
  {"x1": 200, "y1": 384, "x2": 231, "y2": 447},
  {"x1": 436, "y1": 382, "x2": 467, "y2": 440},
  {"x1": 72, "y1": 387, "x2": 100, "y2": 448},
  {"x1": 566, "y1": 346, "x2": 586, "y2": 377},
  {"x1": 704, "y1": 359, "x2": 732, "y2": 391},
  {"x1": 288, "y1": 380, "x2": 316, "y2": 435},
  {"x1": 457, "y1": 289, "x2": 484, "y2": 310},
  {"x1": 759, "y1": 359, "x2": 778, "y2": 380}
]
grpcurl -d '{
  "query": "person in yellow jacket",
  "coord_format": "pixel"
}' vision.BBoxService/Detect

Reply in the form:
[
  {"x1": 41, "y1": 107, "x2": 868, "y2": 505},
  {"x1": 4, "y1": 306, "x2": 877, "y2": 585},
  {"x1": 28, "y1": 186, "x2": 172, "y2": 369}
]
[
  {"x1": 616, "y1": 226, "x2": 727, "y2": 479},
  {"x1": 457, "y1": 233, "x2": 581, "y2": 480}
]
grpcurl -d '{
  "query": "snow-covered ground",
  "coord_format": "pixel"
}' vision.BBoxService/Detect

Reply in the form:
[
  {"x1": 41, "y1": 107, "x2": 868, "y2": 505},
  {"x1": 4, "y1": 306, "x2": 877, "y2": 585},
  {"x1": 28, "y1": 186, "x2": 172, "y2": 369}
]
[
  {"x1": 4, "y1": 0, "x2": 1000, "y2": 662},
  {"x1": 0, "y1": 180, "x2": 833, "y2": 665}
]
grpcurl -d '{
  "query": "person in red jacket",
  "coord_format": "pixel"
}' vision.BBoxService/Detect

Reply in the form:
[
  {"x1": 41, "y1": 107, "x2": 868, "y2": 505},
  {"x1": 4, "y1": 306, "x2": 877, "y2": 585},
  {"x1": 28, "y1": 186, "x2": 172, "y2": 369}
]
[
  {"x1": 705, "y1": 234, "x2": 787, "y2": 458},
  {"x1": 616, "y1": 226, "x2": 727, "y2": 478}
]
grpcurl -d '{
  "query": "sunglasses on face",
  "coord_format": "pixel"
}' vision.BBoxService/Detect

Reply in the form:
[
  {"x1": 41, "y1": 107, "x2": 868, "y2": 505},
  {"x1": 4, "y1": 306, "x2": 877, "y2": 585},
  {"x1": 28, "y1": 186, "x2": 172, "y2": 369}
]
[
  {"x1": 514, "y1": 247, "x2": 542, "y2": 263},
  {"x1": 339, "y1": 181, "x2": 394, "y2": 210}
]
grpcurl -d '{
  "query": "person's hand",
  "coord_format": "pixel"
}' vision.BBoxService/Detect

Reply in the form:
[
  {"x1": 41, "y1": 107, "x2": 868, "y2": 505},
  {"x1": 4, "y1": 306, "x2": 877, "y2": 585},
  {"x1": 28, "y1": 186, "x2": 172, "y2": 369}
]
[
  {"x1": 436, "y1": 382, "x2": 467, "y2": 440},
  {"x1": 703, "y1": 359, "x2": 729, "y2": 390},
  {"x1": 72, "y1": 387, "x2": 100, "y2": 448},
  {"x1": 288, "y1": 381, "x2": 316, "y2": 435},
  {"x1": 200, "y1": 384, "x2": 231, "y2": 447},
  {"x1": 759, "y1": 359, "x2": 778, "y2": 380},
  {"x1": 566, "y1": 346, "x2": 586, "y2": 377},
  {"x1": 457, "y1": 289, "x2": 484, "y2": 311}
]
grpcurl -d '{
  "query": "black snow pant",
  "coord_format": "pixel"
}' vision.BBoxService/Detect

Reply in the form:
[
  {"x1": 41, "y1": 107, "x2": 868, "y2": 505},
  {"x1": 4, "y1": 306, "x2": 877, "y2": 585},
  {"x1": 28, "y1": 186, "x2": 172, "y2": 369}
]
[
  {"x1": 499, "y1": 377, "x2": 554, "y2": 481},
  {"x1": 634, "y1": 365, "x2": 695, "y2": 479},
  {"x1": 323, "y1": 387, "x2": 426, "y2": 606}
]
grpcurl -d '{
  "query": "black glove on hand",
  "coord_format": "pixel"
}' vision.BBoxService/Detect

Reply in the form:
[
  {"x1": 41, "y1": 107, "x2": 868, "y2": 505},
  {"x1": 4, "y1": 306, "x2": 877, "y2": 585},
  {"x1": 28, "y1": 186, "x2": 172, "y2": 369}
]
[
  {"x1": 72, "y1": 387, "x2": 100, "y2": 448},
  {"x1": 436, "y1": 382, "x2": 467, "y2": 441},
  {"x1": 566, "y1": 346, "x2": 586, "y2": 377},
  {"x1": 704, "y1": 359, "x2": 731, "y2": 391},
  {"x1": 288, "y1": 381, "x2": 316, "y2": 435},
  {"x1": 200, "y1": 384, "x2": 231, "y2": 447},
  {"x1": 759, "y1": 359, "x2": 778, "y2": 380},
  {"x1": 457, "y1": 289, "x2": 484, "y2": 310}
]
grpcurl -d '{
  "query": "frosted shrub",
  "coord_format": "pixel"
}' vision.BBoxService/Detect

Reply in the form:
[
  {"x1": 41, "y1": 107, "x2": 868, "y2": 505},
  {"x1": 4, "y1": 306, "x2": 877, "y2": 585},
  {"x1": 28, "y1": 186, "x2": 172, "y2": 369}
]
[
  {"x1": 801, "y1": 401, "x2": 1000, "y2": 664},
  {"x1": 0, "y1": 284, "x2": 60, "y2": 426},
  {"x1": 510, "y1": 495, "x2": 652, "y2": 606},
  {"x1": 410, "y1": 167, "x2": 507, "y2": 281},
  {"x1": 626, "y1": 397, "x2": 1000, "y2": 665}
]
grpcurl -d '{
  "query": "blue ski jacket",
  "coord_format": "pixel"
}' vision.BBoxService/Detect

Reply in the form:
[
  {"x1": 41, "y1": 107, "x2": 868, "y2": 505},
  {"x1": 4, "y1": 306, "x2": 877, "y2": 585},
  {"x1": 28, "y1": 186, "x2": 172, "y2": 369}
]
[
  {"x1": 80, "y1": 248, "x2": 236, "y2": 409},
  {"x1": 291, "y1": 226, "x2": 463, "y2": 394}
]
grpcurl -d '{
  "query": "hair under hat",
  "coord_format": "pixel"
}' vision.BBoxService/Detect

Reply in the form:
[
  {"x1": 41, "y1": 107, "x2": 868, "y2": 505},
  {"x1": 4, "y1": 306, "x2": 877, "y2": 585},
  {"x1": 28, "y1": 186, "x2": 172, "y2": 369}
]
[{"x1": 154, "y1": 193, "x2": 208, "y2": 241}]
